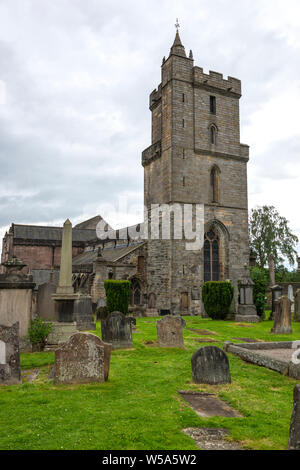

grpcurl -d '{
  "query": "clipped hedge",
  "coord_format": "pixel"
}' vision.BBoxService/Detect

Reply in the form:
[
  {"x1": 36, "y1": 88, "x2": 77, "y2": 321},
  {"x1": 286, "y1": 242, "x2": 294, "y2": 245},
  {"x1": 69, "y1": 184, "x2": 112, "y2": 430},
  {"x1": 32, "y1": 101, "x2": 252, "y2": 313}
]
[
  {"x1": 202, "y1": 281, "x2": 234, "y2": 320},
  {"x1": 104, "y1": 280, "x2": 131, "y2": 315}
]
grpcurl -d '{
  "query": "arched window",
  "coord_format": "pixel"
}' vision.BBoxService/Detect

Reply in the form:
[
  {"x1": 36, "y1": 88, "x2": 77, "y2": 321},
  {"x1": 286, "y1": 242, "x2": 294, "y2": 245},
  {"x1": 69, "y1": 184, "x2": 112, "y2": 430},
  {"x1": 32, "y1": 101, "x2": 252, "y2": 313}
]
[
  {"x1": 210, "y1": 167, "x2": 219, "y2": 203},
  {"x1": 204, "y1": 230, "x2": 219, "y2": 282},
  {"x1": 209, "y1": 125, "x2": 217, "y2": 145}
]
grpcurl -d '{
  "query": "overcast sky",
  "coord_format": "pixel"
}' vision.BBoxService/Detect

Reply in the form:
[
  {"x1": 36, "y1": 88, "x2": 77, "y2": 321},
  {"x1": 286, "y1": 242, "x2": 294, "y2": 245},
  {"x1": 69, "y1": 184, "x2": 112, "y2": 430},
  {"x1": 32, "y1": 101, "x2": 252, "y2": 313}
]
[{"x1": 0, "y1": 0, "x2": 299, "y2": 265}]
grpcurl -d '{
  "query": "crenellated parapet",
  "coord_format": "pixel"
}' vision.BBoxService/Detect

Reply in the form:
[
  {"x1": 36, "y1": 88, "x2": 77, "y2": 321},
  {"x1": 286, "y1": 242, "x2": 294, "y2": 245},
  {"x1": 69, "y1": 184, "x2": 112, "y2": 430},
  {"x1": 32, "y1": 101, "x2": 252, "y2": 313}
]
[
  {"x1": 193, "y1": 67, "x2": 241, "y2": 97},
  {"x1": 142, "y1": 141, "x2": 161, "y2": 167},
  {"x1": 149, "y1": 84, "x2": 162, "y2": 110},
  {"x1": 240, "y1": 144, "x2": 249, "y2": 161}
]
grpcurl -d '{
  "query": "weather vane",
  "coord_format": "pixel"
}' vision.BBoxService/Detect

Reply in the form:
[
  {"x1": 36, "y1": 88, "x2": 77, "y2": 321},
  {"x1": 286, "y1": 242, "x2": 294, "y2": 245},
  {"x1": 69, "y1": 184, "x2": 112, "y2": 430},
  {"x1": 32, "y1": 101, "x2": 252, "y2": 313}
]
[{"x1": 175, "y1": 18, "x2": 180, "y2": 32}]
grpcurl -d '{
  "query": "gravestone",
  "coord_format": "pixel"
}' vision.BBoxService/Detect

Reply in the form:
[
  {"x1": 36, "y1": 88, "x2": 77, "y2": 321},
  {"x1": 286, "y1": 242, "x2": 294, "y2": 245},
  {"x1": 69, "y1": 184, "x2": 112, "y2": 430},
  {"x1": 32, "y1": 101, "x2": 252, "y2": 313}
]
[
  {"x1": 156, "y1": 315, "x2": 184, "y2": 348},
  {"x1": 101, "y1": 312, "x2": 133, "y2": 349},
  {"x1": 37, "y1": 281, "x2": 57, "y2": 321},
  {"x1": 288, "y1": 384, "x2": 300, "y2": 450},
  {"x1": 288, "y1": 285, "x2": 295, "y2": 314},
  {"x1": 191, "y1": 346, "x2": 231, "y2": 385},
  {"x1": 294, "y1": 290, "x2": 300, "y2": 323},
  {"x1": 271, "y1": 285, "x2": 283, "y2": 320},
  {"x1": 235, "y1": 270, "x2": 259, "y2": 323},
  {"x1": 0, "y1": 322, "x2": 21, "y2": 385},
  {"x1": 54, "y1": 332, "x2": 111, "y2": 385},
  {"x1": 271, "y1": 295, "x2": 293, "y2": 334}
]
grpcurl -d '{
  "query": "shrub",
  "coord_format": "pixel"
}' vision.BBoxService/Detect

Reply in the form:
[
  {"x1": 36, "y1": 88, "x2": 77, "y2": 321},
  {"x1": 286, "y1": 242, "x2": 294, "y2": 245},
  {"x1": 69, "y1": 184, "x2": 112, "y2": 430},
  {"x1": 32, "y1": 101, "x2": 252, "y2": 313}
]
[
  {"x1": 104, "y1": 280, "x2": 131, "y2": 315},
  {"x1": 250, "y1": 267, "x2": 268, "y2": 319},
  {"x1": 202, "y1": 281, "x2": 234, "y2": 320},
  {"x1": 28, "y1": 318, "x2": 52, "y2": 347}
]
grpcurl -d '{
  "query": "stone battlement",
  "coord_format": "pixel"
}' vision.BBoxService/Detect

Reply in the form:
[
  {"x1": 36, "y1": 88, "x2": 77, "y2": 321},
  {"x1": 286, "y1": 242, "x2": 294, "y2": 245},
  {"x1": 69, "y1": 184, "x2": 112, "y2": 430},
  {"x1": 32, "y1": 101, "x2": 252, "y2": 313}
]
[
  {"x1": 149, "y1": 84, "x2": 162, "y2": 110},
  {"x1": 193, "y1": 67, "x2": 241, "y2": 96},
  {"x1": 142, "y1": 140, "x2": 162, "y2": 166}
]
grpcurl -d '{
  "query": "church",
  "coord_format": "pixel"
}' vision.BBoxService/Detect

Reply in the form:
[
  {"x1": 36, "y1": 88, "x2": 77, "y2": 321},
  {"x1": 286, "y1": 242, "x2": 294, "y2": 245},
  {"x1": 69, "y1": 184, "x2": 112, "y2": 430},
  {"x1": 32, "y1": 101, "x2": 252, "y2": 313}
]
[{"x1": 1, "y1": 30, "x2": 250, "y2": 317}]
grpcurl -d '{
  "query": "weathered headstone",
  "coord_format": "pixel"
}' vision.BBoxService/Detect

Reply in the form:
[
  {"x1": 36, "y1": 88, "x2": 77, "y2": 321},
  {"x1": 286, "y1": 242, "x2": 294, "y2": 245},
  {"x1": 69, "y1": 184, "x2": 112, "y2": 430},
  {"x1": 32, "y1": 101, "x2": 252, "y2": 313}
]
[
  {"x1": 0, "y1": 322, "x2": 21, "y2": 385},
  {"x1": 288, "y1": 384, "x2": 300, "y2": 450},
  {"x1": 271, "y1": 295, "x2": 293, "y2": 334},
  {"x1": 156, "y1": 315, "x2": 184, "y2": 348},
  {"x1": 294, "y1": 289, "x2": 300, "y2": 323},
  {"x1": 191, "y1": 346, "x2": 231, "y2": 385},
  {"x1": 288, "y1": 285, "x2": 295, "y2": 314},
  {"x1": 101, "y1": 312, "x2": 133, "y2": 349},
  {"x1": 54, "y1": 332, "x2": 112, "y2": 385},
  {"x1": 271, "y1": 284, "x2": 283, "y2": 320},
  {"x1": 235, "y1": 269, "x2": 259, "y2": 323}
]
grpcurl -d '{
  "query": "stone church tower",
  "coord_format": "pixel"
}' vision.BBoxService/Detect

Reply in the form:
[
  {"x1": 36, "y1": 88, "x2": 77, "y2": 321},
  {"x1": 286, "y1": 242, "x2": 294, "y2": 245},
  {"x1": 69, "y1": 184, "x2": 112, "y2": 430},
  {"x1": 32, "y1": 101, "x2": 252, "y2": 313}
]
[{"x1": 142, "y1": 31, "x2": 250, "y2": 315}]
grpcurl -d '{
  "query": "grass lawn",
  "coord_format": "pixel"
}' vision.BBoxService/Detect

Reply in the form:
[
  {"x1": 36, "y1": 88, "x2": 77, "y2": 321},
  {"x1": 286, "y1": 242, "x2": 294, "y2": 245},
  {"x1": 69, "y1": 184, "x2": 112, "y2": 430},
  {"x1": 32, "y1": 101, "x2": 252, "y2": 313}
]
[{"x1": 0, "y1": 316, "x2": 300, "y2": 450}]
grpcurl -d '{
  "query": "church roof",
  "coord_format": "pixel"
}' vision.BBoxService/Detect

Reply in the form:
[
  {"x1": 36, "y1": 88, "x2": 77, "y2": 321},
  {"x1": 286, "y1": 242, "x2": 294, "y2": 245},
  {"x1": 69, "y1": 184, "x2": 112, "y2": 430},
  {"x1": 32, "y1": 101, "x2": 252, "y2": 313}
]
[
  {"x1": 11, "y1": 223, "x2": 96, "y2": 243},
  {"x1": 72, "y1": 242, "x2": 146, "y2": 266}
]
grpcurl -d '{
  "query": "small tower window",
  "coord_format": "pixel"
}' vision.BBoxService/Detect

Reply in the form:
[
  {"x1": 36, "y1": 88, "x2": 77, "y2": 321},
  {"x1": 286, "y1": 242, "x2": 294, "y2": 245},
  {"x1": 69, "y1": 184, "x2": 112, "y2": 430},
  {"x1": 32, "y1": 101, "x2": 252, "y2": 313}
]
[
  {"x1": 182, "y1": 93, "x2": 185, "y2": 102},
  {"x1": 210, "y1": 125, "x2": 216, "y2": 144},
  {"x1": 182, "y1": 119, "x2": 185, "y2": 128},
  {"x1": 210, "y1": 166, "x2": 220, "y2": 203},
  {"x1": 183, "y1": 176, "x2": 186, "y2": 187},
  {"x1": 210, "y1": 96, "x2": 216, "y2": 114}
]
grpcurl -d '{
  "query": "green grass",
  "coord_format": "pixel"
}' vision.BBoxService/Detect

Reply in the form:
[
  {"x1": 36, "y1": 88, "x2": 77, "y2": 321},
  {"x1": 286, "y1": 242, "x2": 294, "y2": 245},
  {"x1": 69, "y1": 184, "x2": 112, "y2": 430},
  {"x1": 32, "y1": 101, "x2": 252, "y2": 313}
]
[{"x1": 0, "y1": 316, "x2": 300, "y2": 450}]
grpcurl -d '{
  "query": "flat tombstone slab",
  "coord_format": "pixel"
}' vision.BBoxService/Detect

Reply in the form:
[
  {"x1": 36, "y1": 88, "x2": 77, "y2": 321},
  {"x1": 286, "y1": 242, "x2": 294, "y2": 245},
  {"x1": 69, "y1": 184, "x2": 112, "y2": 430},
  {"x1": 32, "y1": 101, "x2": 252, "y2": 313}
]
[
  {"x1": 101, "y1": 312, "x2": 133, "y2": 350},
  {"x1": 54, "y1": 332, "x2": 111, "y2": 385},
  {"x1": 156, "y1": 315, "x2": 184, "y2": 348},
  {"x1": 288, "y1": 384, "x2": 300, "y2": 450},
  {"x1": 0, "y1": 322, "x2": 21, "y2": 385},
  {"x1": 179, "y1": 391, "x2": 241, "y2": 418},
  {"x1": 191, "y1": 346, "x2": 231, "y2": 385}
]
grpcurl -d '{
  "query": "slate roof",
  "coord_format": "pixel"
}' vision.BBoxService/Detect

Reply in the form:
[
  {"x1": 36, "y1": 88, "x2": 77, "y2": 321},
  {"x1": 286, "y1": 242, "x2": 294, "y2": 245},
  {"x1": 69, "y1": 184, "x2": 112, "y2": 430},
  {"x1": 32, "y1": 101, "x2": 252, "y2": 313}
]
[
  {"x1": 12, "y1": 224, "x2": 96, "y2": 242},
  {"x1": 72, "y1": 242, "x2": 146, "y2": 266}
]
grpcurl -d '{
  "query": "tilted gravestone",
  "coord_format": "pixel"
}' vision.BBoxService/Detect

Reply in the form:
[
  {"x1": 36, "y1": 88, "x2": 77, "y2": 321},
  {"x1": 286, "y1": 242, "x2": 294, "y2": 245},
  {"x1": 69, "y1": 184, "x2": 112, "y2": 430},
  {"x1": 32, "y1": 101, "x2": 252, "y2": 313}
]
[
  {"x1": 271, "y1": 295, "x2": 293, "y2": 334},
  {"x1": 0, "y1": 322, "x2": 21, "y2": 385},
  {"x1": 101, "y1": 312, "x2": 133, "y2": 350},
  {"x1": 294, "y1": 290, "x2": 300, "y2": 323},
  {"x1": 54, "y1": 332, "x2": 112, "y2": 385},
  {"x1": 156, "y1": 315, "x2": 184, "y2": 348},
  {"x1": 288, "y1": 384, "x2": 300, "y2": 450},
  {"x1": 191, "y1": 346, "x2": 231, "y2": 385}
]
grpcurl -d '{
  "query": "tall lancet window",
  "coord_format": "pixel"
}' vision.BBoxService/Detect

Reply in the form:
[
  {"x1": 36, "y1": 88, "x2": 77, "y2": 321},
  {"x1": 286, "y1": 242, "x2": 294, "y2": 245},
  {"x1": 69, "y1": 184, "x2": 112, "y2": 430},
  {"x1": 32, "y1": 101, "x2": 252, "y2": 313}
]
[
  {"x1": 204, "y1": 230, "x2": 219, "y2": 282},
  {"x1": 210, "y1": 167, "x2": 219, "y2": 203},
  {"x1": 210, "y1": 125, "x2": 217, "y2": 145}
]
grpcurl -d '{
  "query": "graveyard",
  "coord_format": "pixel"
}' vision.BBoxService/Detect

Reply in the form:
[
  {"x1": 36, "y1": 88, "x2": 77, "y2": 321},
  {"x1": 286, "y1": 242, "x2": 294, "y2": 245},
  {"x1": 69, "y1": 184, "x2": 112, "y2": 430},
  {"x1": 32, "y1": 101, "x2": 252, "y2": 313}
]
[{"x1": 1, "y1": 315, "x2": 300, "y2": 451}]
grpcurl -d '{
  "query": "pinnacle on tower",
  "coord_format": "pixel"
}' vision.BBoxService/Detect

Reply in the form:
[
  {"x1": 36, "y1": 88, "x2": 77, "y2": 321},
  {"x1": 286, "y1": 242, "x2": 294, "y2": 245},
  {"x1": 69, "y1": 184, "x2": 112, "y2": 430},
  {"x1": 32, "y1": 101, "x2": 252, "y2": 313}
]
[
  {"x1": 170, "y1": 19, "x2": 186, "y2": 58},
  {"x1": 170, "y1": 30, "x2": 186, "y2": 57}
]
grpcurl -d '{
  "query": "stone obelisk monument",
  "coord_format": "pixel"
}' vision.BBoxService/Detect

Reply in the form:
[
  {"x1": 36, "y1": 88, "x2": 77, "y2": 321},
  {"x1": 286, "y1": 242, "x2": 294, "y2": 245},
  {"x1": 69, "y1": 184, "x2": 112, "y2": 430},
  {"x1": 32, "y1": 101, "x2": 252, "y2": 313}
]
[
  {"x1": 52, "y1": 218, "x2": 95, "y2": 333},
  {"x1": 52, "y1": 219, "x2": 78, "y2": 322},
  {"x1": 56, "y1": 219, "x2": 74, "y2": 295}
]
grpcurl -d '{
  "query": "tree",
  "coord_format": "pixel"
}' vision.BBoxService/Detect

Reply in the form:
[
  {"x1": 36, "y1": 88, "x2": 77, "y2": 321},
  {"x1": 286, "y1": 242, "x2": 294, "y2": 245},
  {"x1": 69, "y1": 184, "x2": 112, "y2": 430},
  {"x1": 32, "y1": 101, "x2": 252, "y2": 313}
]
[{"x1": 249, "y1": 205, "x2": 299, "y2": 285}]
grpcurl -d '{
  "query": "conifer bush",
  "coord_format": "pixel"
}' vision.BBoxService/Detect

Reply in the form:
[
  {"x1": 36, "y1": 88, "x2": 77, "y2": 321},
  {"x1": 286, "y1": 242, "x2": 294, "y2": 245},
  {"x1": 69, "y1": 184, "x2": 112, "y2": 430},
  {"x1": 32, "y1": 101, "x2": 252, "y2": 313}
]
[
  {"x1": 104, "y1": 280, "x2": 131, "y2": 315},
  {"x1": 202, "y1": 281, "x2": 234, "y2": 320}
]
